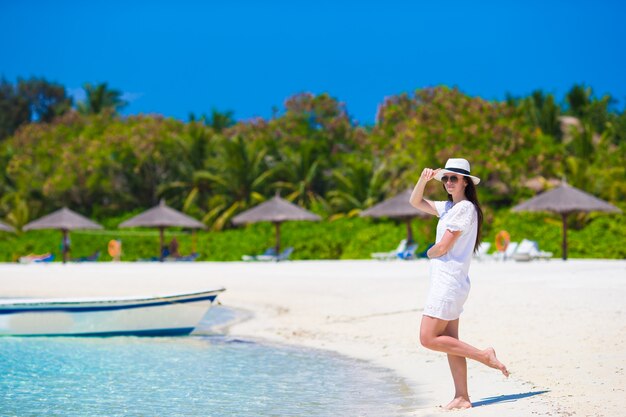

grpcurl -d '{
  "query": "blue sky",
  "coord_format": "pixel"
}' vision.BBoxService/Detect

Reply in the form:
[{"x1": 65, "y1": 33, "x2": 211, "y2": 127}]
[{"x1": 1, "y1": 1, "x2": 625, "y2": 124}]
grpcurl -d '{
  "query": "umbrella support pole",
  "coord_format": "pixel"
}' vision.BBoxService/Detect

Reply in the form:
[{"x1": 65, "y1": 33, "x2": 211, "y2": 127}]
[
  {"x1": 62, "y1": 229, "x2": 69, "y2": 264},
  {"x1": 562, "y1": 213, "x2": 568, "y2": 261},
  {"x1": 159, "y1": 227, "x2": 165, "y2": 262},
  {"x1": 274, "y1": 222, "x2": 281, "y2": 261},
  {"x1": 405, "y1": 218, "x2": 413, "y2": 244}
]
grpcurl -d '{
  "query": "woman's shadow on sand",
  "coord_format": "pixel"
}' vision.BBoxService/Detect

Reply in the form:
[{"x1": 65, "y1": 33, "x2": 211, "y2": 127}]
[{"x1": 472, "y1": 390, "x2": 549, "y2": 407}]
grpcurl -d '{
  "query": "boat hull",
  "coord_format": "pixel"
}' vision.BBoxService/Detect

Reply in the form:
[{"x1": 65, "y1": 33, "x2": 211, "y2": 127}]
[{"x1": 0, "y1": 289, "x2": 224, "y2": 336}]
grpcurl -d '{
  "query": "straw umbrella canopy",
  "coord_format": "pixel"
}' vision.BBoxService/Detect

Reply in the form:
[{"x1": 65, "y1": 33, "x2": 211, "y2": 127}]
[
  {"x1": 512, "y1": 182, "x2": 621, "y2": 260},
  {"x1": 23, "y1": 207, "x2": 103, "y2": 263},
  {"x1": 0, "y1": 220, "x2": 15, "y2": 233},
  {"x1": 231, "y1": 195, "x2": 321, "y2": 255},
  {"x1": 119, "y1": 200, "x2": 206, "y2": 260},
  {"x1": 360, "y1": 189, "x2": 429, "y2": 244}
]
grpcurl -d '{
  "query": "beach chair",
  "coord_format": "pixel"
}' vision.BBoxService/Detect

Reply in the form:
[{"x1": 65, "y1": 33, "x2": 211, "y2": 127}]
[
  {"x1": 535, "y1": 246, "x2": 553, "y2": 260},
  {"x1": 71, "y1": 251, "x2": 101, "y2": 262},
  {"x1": 526, "y1": 239, "x2": 553, "y2": 260},
  {"x1": 474, "y1": 242, "x2": 492, "y2": 261},
  {"x1": 242, "y1": 247, "x2": 277, "y2": 261},
  {"x1": 371, "y1": 239, "x2": 407, "y2": 261},
  {"x1": 512, "y1": 239, "x2": 535, "y2": 262},
  {"x1": 166, "y1": 252, "x2": 200, "y2": 262},
  {"x1": 397, "y1": 243, "x2": 418, "y2": 260},
  {"x1": 140, "y1": 247, "x2": 171, "y2": 262},
  {"x1": 276, "y1": 247, "x2": 294, "y2": 262},
  {"x1": 494, "y1": 241, "x2": 518, "y2": 261},
  {"x1": 18, "y1": 253, "x2": 55, "y2": 264},
  {"x1": 256, "y1": 247, "x2": 294, "y2": 262},
  {"x1": 513, "y1": 239, "x2": 553, "y2": 262}
]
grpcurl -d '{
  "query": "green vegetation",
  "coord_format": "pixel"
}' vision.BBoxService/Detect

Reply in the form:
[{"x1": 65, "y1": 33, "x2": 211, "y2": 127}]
[
  {"x1": 0, "y1": 80, "x2": 624, "y2": 260},
  {"x1": 1, "y1": 207, "x2": 624, "y2": 261}
]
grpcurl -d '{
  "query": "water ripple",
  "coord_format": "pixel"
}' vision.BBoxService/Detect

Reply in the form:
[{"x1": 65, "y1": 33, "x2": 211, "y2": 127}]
[{"x1": 0, "y1": 336, "x2": 417, "y2": 416}]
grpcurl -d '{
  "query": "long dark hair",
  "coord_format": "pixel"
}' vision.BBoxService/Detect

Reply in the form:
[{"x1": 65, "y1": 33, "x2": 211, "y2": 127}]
[{"x1": 444, "y1": 178, "x2": 483, "y2": 252}]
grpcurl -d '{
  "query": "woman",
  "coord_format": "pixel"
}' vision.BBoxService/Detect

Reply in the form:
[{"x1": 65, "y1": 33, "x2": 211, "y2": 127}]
[{"x1": 409, "y1": 158, "x2": 509, "y2": 410}]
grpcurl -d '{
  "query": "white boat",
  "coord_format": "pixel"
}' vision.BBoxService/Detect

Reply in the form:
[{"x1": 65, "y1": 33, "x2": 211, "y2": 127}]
[{"x1": 0, "y1": 288, "x2": 225, "y2": 336}]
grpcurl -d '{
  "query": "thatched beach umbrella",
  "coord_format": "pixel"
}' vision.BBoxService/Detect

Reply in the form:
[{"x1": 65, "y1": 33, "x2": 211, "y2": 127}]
[
  {"x1": 512, "y1": 182, "x2": 621, "y2": 260},
  {"x1": 232, "y1": 195, "x2": 321, "y2": 255},
  {"x1": 360, "y1": 189, "x2": 429, "y2": 244},
  {"x1": 119, "y1": 200, "x2": 205, "y2": 260},
  {"x1": 23, "y1": 207, "x2": 103, "y2": 263},
  {"x1": 0, "y1": 220, "x2": 15, "y2": 233}
]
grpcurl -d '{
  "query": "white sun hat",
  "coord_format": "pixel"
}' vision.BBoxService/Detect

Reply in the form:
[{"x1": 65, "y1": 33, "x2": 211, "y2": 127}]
[{"x1": 434, "y1": 158, "x2": 481, "y2": 185}]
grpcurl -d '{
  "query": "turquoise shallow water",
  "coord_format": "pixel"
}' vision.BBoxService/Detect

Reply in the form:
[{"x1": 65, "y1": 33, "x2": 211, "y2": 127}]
[{"x1": 0, "y1": 308, "x2": 417, "y2": 417}]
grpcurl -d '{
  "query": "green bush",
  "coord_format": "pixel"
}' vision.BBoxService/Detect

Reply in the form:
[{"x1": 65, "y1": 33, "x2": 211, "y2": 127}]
[{"x1": 1, "y1": 209, "x2": 622, "y2": 262}]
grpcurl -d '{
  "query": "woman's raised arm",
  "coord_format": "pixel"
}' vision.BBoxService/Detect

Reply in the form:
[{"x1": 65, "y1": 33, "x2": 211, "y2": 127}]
[{"x1": 409, "y1": 168, "x2": 440, "y2": 216}]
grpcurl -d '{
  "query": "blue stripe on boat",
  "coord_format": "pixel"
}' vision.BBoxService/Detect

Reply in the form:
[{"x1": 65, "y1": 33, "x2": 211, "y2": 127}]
[
  {"x1": 8, "y1": 327, "x2": 197, "y2": 337},
  {"x1": 0, "y1": 295, "x2": 217, "y2": 315}
]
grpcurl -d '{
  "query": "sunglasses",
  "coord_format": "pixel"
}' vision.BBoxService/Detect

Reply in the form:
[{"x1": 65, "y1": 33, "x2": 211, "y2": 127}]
[{"x1": 441, "y1": 175, "x2": 460, "y2": 184}]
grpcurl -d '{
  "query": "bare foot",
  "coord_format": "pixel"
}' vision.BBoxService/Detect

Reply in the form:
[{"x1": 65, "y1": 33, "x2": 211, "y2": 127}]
[
  {"x1": 444, "y1": 396, "x2": 472, "y2": 410},
  {"x1": 482, "y1": 347, "x2": 510, "y2": 377}
]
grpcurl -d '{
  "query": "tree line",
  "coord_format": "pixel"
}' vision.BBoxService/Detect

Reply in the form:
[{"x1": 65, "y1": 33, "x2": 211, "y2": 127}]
[
  {"x1": 0, "y1": 78, "x2": 126, "y2": 140},
  {"x1": 0, "y1": 77, "x2": 624, "y2": 236}
]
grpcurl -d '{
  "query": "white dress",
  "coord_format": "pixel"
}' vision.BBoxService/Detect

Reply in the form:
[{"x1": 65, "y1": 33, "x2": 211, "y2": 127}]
[{"x1": 423, "y1": 200, "x2": 478, "y2": 321}]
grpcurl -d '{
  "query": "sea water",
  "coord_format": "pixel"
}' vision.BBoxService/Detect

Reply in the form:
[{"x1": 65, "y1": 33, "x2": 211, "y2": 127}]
[{"x1": 0, "y1": 308, "x2": 416, "y2": 417}]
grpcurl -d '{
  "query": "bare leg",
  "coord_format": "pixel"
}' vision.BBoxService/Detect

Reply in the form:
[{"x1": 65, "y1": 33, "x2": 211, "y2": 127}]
[
  {"x1": 420, "y1": 315, "x2": 509, "y2": 377},
  {"x1": 443, "y1": 319, "x2": 471, "y2": 410}
]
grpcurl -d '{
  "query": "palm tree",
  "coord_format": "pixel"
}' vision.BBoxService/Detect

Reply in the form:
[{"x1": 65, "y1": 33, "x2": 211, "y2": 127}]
[
  {"x1": 207, "y1": 109, "x2": 235, "y2": 132},
  {"x1": 564, "y1": 121, "x2": 598, "y2": 192},
  {"x1": 564, "y1": 84, "x2": 613, "y2": 133},
  {"x1": 566, "y1": 85, "x2": 591, "y2": 119},
  {"x1": 77, "y1": 82, "x2": 127, "y2": 115},
  {"x1": 201, "y1": 136, "x2": 275, "y2": 230},
  {"x1": 0, "y1": 78, "x2": 29, "y2": 140},
  {"x1": 0, "y1": 192, "x2": 31, "y2": 230},
  {"x1": 507, "y1": 90, "x2": 562, "y2": 139},
  {"x1": 327, "y1": 157, "x2": 388, "y2": 218},
  {"x1": 273, "y1": 143, "x2": 326, "y2": 208},
  {"x1": 527, "y1": 90, "x2": 562, "y2": 139},
  {"x1": 188, "y1": 109, "x2": 235, "y2": 132},
  {"x1": 157, "y1": 170, "x2": 215, "y2": 219}
]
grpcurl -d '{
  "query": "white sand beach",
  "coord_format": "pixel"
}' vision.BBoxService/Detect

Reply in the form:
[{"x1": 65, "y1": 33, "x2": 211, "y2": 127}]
[{"x1": 0, "y1": 259, "x2": 624, "y2": 416}]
